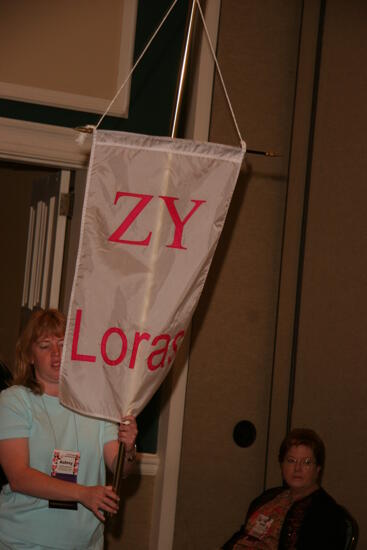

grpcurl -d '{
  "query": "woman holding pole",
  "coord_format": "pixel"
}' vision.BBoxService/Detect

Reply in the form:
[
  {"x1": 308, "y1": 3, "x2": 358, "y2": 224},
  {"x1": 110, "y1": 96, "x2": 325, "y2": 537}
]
[{"x1": 0, "y1": 308, "x2": 137, "y2": 550}]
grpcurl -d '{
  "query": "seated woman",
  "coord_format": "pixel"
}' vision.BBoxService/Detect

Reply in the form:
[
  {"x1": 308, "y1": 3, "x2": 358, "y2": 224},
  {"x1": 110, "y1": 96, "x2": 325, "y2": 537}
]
[{"x1": 222, "y1": 428, "x2": 347, "y2": 549}]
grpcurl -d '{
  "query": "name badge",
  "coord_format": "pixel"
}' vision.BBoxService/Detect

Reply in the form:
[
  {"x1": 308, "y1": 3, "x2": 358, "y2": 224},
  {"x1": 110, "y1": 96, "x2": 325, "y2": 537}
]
[
  {"x1": 248, "y1": 514, "x2": 274, "y2": 539},
  {"x1": 49, "y1": 450, "x2": 80, "y2": 510}
]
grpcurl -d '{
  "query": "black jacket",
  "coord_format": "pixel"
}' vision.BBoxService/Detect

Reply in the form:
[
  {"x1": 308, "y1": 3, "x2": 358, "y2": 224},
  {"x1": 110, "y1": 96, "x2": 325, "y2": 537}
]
[{"x1": 222, "y1": 487, "x2": 347, "y2": 549}]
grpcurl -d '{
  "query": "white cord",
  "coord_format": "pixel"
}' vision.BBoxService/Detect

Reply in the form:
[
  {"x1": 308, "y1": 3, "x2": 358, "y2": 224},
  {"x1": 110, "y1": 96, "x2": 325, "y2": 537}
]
[
  {"x1": 92, "y1": 0, "x2": 245, "y2": 151},
  {"x1": 194, "y1": 0, "x2": 245, "y2": 150},
  {"x1": 95, "y1": 0, "x2": 179, "y2": 130}
]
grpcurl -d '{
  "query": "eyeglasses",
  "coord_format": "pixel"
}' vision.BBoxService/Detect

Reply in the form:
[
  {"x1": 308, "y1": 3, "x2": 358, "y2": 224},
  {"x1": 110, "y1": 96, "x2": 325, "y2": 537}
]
[{"x1": 285, "y1": 457, "x2": 316, "y2": 468}]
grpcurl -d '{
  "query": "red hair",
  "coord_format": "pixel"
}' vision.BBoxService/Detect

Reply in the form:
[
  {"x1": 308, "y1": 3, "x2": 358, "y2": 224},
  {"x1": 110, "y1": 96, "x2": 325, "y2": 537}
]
[{"x1": 13, "y1": 309, "x2": 66, "y2": 394}]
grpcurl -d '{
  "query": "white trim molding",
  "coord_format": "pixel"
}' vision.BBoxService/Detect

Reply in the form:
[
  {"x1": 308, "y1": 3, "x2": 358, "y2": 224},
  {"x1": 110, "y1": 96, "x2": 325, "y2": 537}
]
[
  {"x1": 0, "y1": 117, "x2": 91, "y2": 168},
  {"x1": 136, "y1": 453, "x2": 159, "y2": 477}
]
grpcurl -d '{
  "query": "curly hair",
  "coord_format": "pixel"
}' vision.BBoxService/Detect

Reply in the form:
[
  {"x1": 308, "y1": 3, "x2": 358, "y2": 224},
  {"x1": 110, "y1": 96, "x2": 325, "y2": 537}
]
[{"x1": 13, "y1": 309, "x2": 66, "y2": 394}]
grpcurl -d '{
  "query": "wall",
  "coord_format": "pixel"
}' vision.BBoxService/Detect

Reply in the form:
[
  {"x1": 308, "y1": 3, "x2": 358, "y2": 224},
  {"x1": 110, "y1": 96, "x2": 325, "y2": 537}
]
[
  {"x1": 290, "y1": 1, "x2": 367, "y2": 545},
  {"x1": 173, "y1": 1, "x2": 303, "y2": 547},
  {"x1": 175, "y1": 0, "x2": 366, "y2": 548}
]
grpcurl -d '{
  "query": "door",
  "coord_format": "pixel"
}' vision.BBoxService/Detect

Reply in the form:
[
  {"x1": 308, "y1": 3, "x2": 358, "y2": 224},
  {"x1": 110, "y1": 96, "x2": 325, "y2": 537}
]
[
  {"x1": 0, "y1": 163, "x2": 71, "y2": 368},
  {"x1": 21, "y1": 170, "x2": 70, "y2": 313}
]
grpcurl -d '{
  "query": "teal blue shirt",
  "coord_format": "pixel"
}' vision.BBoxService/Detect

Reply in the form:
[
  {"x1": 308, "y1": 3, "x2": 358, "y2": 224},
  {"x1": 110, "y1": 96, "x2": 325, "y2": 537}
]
[{"x1": 0, "y1": 386, "x2": 118, "y2": 549}]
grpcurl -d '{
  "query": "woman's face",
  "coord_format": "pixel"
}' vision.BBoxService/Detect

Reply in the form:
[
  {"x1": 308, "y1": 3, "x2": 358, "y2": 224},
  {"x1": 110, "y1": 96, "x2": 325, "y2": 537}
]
[
  {"x1": 281, "y1": 444, "x2": 321, "y2": 495},
  {"x1": 30, "y1": 332, "x2": 64, "y2": 393}
]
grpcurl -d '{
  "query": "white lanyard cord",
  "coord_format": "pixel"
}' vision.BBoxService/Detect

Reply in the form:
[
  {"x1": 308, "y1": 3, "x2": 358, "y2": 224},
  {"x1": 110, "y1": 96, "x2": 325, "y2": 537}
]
[{"x1": 41, "y1": 395, "x2": 79, "y2": 452}]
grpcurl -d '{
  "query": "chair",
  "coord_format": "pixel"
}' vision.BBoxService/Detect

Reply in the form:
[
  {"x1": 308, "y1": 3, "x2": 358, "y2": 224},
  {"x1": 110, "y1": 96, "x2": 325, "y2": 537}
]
[{"x1": 343, "y1": 507, "x2": 359, "y2": 550}]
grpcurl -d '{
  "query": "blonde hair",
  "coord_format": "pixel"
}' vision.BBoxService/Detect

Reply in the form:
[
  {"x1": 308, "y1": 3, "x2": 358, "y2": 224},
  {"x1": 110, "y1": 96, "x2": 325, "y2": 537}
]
[{"x1": 14, "y1": 309, "x2": 66, "y2": 394}]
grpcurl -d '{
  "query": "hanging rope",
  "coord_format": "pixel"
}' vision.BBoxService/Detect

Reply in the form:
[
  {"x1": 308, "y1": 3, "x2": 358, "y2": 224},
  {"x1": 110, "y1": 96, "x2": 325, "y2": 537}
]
[
  {"x1": 79, "y1": 0, "x2": 251, "y2": 153},
  {"x1": 194, "y1": 0, "x2": 245, "y2": 149},
  {"x1": 95, "y1": 0, "x2": 179, "y2": 130}
]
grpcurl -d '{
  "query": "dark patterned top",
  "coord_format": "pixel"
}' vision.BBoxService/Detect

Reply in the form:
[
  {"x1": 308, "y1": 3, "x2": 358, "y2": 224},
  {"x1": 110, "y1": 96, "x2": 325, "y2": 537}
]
[{"x1": 222, "y1": 487, "x2": 347, "y2": 550}]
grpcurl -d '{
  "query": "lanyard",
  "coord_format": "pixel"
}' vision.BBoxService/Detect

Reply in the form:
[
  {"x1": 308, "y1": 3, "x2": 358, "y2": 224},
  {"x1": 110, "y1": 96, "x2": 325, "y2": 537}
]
[{"x1": 41, "y1": 395, "x2": 79, "y2": 451}]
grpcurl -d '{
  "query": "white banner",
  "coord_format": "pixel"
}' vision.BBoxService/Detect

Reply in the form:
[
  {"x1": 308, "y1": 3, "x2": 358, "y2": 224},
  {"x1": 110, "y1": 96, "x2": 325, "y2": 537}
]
[{"x1": 59, "y1": 130, "x2": 244, "y2": 421}]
